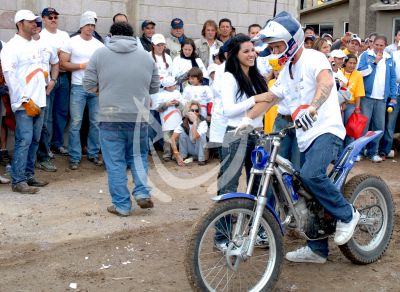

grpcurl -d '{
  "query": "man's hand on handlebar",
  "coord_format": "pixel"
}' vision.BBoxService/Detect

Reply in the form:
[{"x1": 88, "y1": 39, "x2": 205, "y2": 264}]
[{"x1": 294, "y1": 106, "x2": 318, "y2": 131}]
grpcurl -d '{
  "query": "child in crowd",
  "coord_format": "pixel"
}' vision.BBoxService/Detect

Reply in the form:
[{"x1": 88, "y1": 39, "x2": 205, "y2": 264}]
[
  {"x1": 155, "y1": 76, "x2": 184, "y2": 162},
  {"x1": 182, "y1": 67, "x2": 213, "y2": 119}
]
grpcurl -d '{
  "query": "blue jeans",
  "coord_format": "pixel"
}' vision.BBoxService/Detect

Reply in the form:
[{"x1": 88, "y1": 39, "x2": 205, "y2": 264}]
[
  {"x1": 361, "y1": 97, "x2": 386, "y2": 157},
  {"x1": 100, "y1": 123, "x2": 151, "y2": 215},
  {"x1": 12, "y1": 109, "x2": 45, "y2": 184},
  {"x1": 380, "y1": 97, "x2": 400, "y2": 156},
  {"x1": 37, "y1": 95, "x2": 51, "y2": 162},
  {"x1": 273, "y1": 115, "x2": 301, "y2": 170},
  {"x1": 178, "y1": 130, "x2": 207, "y2": 161},
  {"x1": 68, "y1": 85, "x2": 99, "y2": 163},
  {"x1": 50, "y1": 73, "x2": 70, "y2": 148},
  {"x1": 300, "y1": 133, "x2": 353, "y2": 258},
  {"x1": 343, "y1": 103, "x2": 356, "y2": 147}
]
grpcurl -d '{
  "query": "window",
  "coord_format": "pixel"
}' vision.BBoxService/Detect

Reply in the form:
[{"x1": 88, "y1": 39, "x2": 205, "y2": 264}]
[
  {"x1": 304, "y1": 23, "x2": 334, "y2": 37},
  {"x1": 393, "y1": 17, "x2": 400, "y2": 43},
  {"x1": 344, "y1": 22, "x2": 349, "y2": 34}
]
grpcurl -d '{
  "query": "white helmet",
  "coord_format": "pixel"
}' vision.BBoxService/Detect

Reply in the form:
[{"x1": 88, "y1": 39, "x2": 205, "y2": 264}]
[{"x1": 257, "y1": 11, "x2": 304, "y2": 66}]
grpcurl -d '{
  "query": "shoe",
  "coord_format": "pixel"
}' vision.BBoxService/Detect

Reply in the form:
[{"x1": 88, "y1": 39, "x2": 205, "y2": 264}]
[
  {"x1": 387, "y1": 150, "x2": 395, "y2": 158},
  {"x1": 69, "y1": 162, "x2": 80, "y2": 170},
  {"x1": 285, "y1": 246, "x2": 327, "y2": 264},
  {"x1": 27, "y1": 177, "x2": 49, "y2": 187},
  {"x1": 0, "y1": 149, "x2": 11, "y2": 166},
  {"x1": 107, "y1": 205, "x2": 130, "y2": 217},
  {"x1": 88, "y1": 157, "x2": 103, "y2": 166},
  {"x1": 355, "y1": 155, "x2": 362, "y2": 162},
  {"x1": 198, "y1": 160, "x2": 206, "y2": 166},
  {"x1": 48, "y1": 150, "x2": 55, "y2": 160},
  {"x1": 163, "y1": 156, "x2": 171, "y2": 162},
  {"x1": 255, "y1": 231, "x2": 269, "y2": 248},
  {"x1": 370, "y1": 155, "x2": 383, "y2": 163},
  {"x1": 334, "y1": 207, "x2": 360, "y2": 245},
  {"x1": 0, "y1": 175, "x2": 10, "y2": 184},
  {"x1": 12, "y1": 182, "x2": 39, "y2": 194},
  {"x1": 52, "y1": 146, "x2": 69, "y2": 156},
  {"x1": 36, "y1": 160, "x2": 57, "y2": 172},
  {"x1": 136, "y1": 198, "x2": 154, "y2": 209}
]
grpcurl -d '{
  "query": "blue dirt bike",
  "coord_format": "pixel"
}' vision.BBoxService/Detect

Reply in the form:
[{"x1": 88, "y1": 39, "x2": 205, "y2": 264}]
[{"x1": 185, "y1": 126, "x2": 394, "y2": 291}]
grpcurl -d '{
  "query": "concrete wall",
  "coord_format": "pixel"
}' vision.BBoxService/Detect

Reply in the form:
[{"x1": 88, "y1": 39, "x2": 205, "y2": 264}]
[
  {"x1": 300, "y1": 2, "x2": 349, "y2": 39},
  {"x1": 0, "y1": 0, "x2": 298, "y2": 42},
  {"x1": 376, "y1": 10, "x2": 400, "y2": 44}
]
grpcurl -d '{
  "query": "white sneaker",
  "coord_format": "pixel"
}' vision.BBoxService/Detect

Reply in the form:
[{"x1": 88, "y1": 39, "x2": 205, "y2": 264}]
[
  {"x1": 285, "y1": 246, "x2": 327, "y2": 264},
  {"x1": 334, "y1": 207, "x2": 360, "y2": 246},
  {"x1": 355, "y1": 155, "x2": 362, "y2": 162},
  {"x1": 370, "y1": 155, "x2": 383, "y2": 163},
  {"x1": 387, "y1": 150, "x2": 395, "y2": 158}
]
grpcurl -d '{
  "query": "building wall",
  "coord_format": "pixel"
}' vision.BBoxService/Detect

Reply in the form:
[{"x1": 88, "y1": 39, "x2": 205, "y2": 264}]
[
  {"x1": 0, "y1": 0, "x2": 298, "y2": 42},
  {"x1": 300, "y1": 2, "x2": 349, "y2": 39},
  {"x1": 376, "y1": 10, "x2": 400, "y2": 44}
]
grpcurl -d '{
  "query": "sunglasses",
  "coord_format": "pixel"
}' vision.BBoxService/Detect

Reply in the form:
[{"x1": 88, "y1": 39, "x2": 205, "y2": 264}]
[
  {"x1": 47, "y1": 16, "x2": 58, "y2": 20},
  {"x1": 190, "y1": 109, "x2": 200, "y2": 113}
]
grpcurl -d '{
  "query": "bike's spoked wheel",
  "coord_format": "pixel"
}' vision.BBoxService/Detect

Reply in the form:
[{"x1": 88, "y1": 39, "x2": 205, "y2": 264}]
[
  {"x1": 340, "y1": 175, "x2": 394, "y2": 264},
  {"x1": 185, "y1": 199, "x2": 283, "y2": 291}
]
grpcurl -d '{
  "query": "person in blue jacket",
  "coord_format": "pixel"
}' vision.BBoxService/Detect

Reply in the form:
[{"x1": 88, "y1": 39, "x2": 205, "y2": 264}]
[{"x1": 357, "y1": 35, "x2": 397, "y2": 163}]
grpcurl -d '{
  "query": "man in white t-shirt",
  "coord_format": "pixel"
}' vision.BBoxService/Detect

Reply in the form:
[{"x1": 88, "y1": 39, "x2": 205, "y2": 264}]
[
  {"x1": 60, "y1": 13, "x2": 104, "y2": 170},
  {"x1": 239, "y1": 11, "x2": 360, "y2": 264},
  {"x1": 1, "y1": 10, "x2": 50, "y2": 194},
  {"x1": 39, "y1": 7, "x2": 71, "y2": 157}
]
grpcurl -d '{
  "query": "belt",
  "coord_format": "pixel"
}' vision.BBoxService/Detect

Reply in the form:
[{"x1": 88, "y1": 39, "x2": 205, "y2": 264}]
[{"x1": 277, "y1": 113, "x2": 293, "y2": 123}]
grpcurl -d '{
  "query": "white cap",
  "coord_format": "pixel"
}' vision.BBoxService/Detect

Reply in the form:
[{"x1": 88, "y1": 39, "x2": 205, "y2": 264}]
[
  {"x1": 330, "y1": 49, "x2": 347, "y2": 59},
  {"x1": 80, "y1": 13, "x2": 96, "y2": 28},
  {"x1": 207, "y1": 63, "x2": 218, "y2": 76},
  {"x1": 83, "y1": 11, "x2": 97, "y2": 20},
  {"x1": 14, "y1": 10, "x2": 39, "y2": 24},
  {"x1": 151, "y1": 34, "x2": 166, "y2": 45},
  {"x1": 350, "y1": 36, "x2": 362, "y2": 45},
  {"x1": 162, "y1": 76, "x2": 177, "y2": 88}
]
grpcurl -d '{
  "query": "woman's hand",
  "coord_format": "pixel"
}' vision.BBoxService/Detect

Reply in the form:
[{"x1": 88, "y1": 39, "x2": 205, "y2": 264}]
[
  {"x1": 254, "y1": 92, "x2": 274, "y2": 103},
  {"x1": 354, "y1": 106, "x2": 361, "y2": 114}
]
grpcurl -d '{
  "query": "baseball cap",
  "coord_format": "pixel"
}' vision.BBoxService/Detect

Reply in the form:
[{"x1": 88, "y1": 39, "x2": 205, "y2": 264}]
[
  {"x1": 142, "y1": 20, "x2": 155, "y2": 29},
  {"x1": 171, "y1": 18, "x2": 184, "y2": 29},
  {"x1": 41, "y1": 7, "x2": 59, "y2": 17},
  {"x1": 330, "y1": 49, "x2": 347, "y2": 59},
  {"x1": 207, "y1": 63, "x2": 218, "y2": 76},
  {"x1": 80, "y1": 13, "x2": 96, "y2": 28},
  {"x1": 304, "y1": 35, "x2": 316, "y2": 41},
  {"x1": 162, "y1": 76, "x2": 177, "y2": 88},
  {"x1": 14, "y1": 10, "x2": 40, "y2": 24},
  {"x1": 151, "y1": 34, "x2": 166, "y2": 45},
  {"x1": 322, "y1": 33, "x2": 333, "y2": 40},
  {"x1": 350, "y1": 35, "x2": 362, "y2": 45}
]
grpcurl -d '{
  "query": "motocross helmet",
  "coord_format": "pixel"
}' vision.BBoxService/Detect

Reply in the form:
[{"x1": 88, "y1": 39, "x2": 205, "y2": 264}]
[{"x1": 256, "y1": 11, "x2": 304, "y2": 66}]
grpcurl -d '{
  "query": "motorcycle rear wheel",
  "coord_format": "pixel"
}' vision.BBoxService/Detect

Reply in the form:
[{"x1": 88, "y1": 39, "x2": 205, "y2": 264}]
[
  {"x1": 185, "y1": 198, "x2": 283, "y2": 291},
  {"x1": 339, "y1": 174, "x2": 394, "y2": 264}
]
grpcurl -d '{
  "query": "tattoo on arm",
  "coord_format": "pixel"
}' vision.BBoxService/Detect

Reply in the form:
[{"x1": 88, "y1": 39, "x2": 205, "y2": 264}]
[{"x1": 311, "y1": 69, "x2": 334, "y2": 109}]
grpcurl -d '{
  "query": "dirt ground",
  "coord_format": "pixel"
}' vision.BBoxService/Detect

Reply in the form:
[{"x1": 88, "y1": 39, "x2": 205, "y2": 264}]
[{"x1": 0, "y1": 151, "x2": 399, "y2": 292}]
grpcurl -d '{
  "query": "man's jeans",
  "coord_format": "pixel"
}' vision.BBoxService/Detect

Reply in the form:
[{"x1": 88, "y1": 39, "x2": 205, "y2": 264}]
[
  {"x1": 37, "y1": 96, "x2": 51, "y2": 162},
  {"x1": 273, "y1": 115, "x2": 301, "y2": 169},
  {"x1": 361, "y1": 97, "x2": 386, "y2": 157},
  {"x1": 178, "y1": 131, "x2": 207, "y2": 162},
  {"x1": 100, "y1": 123, "x2": 151, "y2": 215},
  {"x1": 12, "y1": 109, "x2": 45, "y2": 184},
  {"x1": 380, "y1": 97, "x2": 400, "y2": 156},
  {"x1": 68, "y1": 85, "x2": 99, "y2": 163},
  {"x1": 300, "y1": 133, "x2": 353, "y2": 258},
  {"x1": 50, "y1": 73, "x2": 70, "y2": 149}
]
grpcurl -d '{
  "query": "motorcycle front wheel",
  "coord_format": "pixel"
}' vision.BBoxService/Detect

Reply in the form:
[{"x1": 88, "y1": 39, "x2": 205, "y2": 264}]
[
  {"x1": 339, "y1": 174, "x2": 395, "y2": 264},
  {"x1": 185, "y1": 198, "x2": 283, "y2": 291}
]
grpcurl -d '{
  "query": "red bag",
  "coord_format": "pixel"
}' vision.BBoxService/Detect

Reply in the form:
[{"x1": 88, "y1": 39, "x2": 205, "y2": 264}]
[{"x1": 345, "y1": 112, "x2": 368, "y2": 139}]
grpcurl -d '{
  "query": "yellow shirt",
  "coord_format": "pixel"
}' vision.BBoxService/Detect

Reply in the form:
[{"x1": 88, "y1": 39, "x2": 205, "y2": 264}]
[
  {"x1": 264, "y1": 79, "x2": 278, "y2": 133},
  {"x1": 340, "y1": 68, "x2": 365, "y2": 104}
]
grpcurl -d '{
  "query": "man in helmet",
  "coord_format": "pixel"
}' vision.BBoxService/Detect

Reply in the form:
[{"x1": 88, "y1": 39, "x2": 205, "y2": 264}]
[{"x1": 238, "y1": 11, "x2": 360, "y2": 263}]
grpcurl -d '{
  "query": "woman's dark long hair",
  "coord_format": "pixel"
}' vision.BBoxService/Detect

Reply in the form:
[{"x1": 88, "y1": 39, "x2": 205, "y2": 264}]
[
  {"x1": 225, "y1": 34, "x2": 267, "y2": 101},
  {"x1": 180, "y1": 38, "x2": 199, "y2": 68}
]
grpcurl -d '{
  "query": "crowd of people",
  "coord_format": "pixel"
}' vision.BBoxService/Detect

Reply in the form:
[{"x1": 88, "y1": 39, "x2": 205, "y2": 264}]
[{"x1": 0, "y1": 7, "x2": 399, "y2": 225}]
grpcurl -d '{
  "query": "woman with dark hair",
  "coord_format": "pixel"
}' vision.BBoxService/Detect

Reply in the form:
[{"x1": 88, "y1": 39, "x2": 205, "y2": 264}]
[
  {"x1": 195, "y1": 20, "x2": 223, "y2": 67},
  {"x1": 217, "y1": 33, "x2": 269, "y2": 196},
  {"x1": 171, "y1": 38, "x2": 208, "y2": 84}
]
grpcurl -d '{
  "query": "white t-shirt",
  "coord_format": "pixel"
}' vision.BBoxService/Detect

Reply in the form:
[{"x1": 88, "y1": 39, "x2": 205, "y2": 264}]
[
  {"x1": 209, "y1": 62, "x2": 228, "y2": 143},
  {"x1": 271, "y1": 49, "x2": 345, "y2": 151},
  {"x1": 171, "y1": 56, "x2": 208, "y2": 79},
  {"x1": 36, "y1": 37, "x2": 59, "y2": 83},
  {"x1": 154, "y1": 89, "x2": 184, "y2": 131},
  {"x1": 1, "y1": 34, "x2": 47, "y2": 111},
  {"x1": 220, "y1": 71, "x2": 263, "y2": 128},
  {"x1": 40, "y1": 28, "x2": 70, "y2": 52},
  {"x1": 61, "y1": 35, "x2": 104, "y2": 85},
  {"x1": 370, "y1": 50, "x2": 390, "y2": 100},
  {"x1": 174, "y1": 120, "x2": 208, "y2": 142},
  {"x1": 182, "y1": 84, "x2": 213, "y2": 118},
  {"x1": 149, "y1": 52, "x2": 172, "y2": 83}
]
